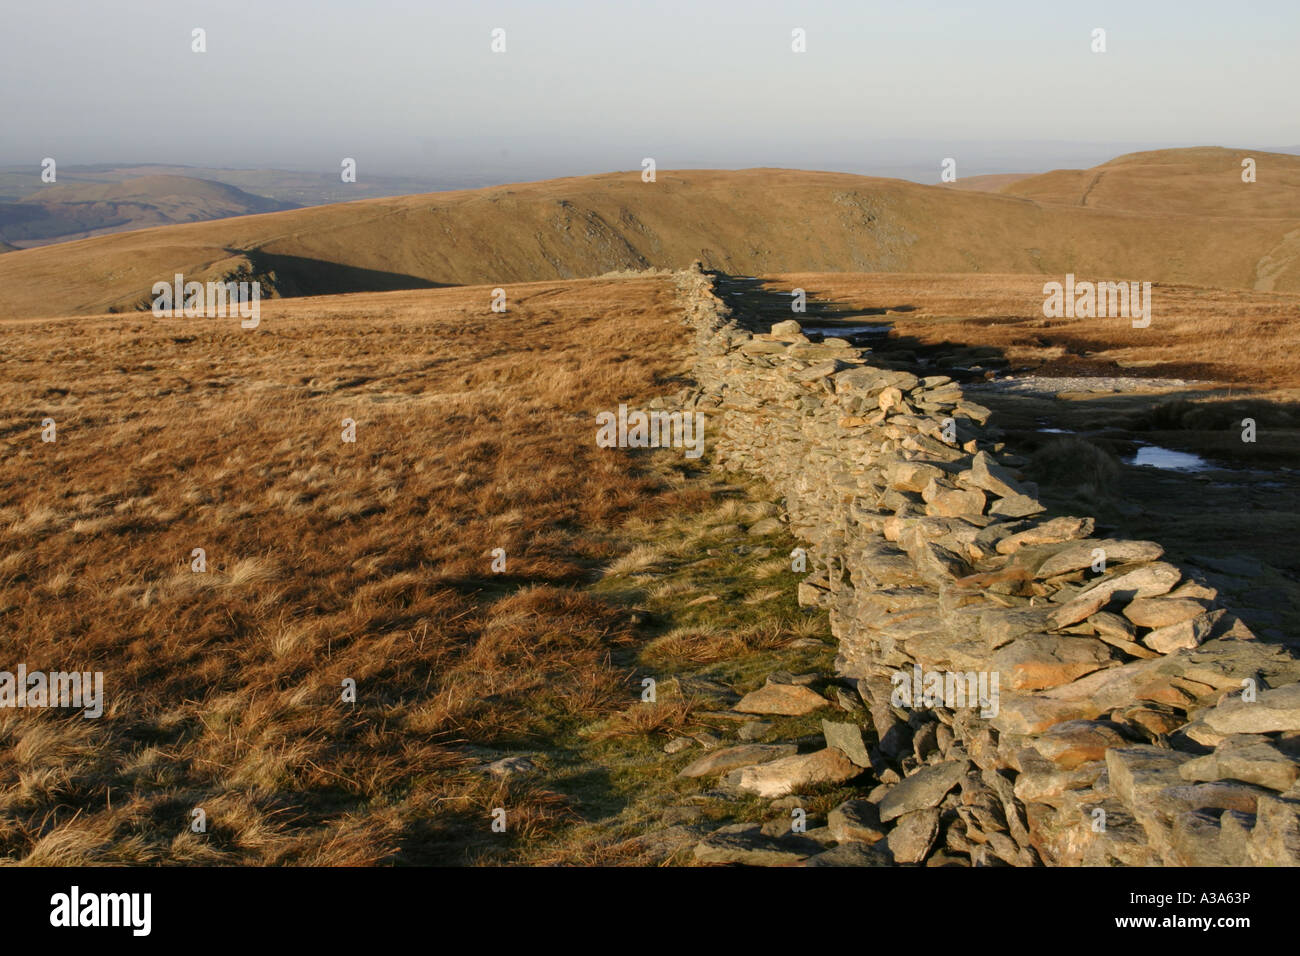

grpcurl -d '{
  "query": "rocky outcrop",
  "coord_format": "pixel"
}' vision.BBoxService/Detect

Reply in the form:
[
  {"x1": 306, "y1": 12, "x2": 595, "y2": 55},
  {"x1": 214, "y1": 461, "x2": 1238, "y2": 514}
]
[{"x1": 675, "y1": 265, "x2": 1300, "y2": 866}]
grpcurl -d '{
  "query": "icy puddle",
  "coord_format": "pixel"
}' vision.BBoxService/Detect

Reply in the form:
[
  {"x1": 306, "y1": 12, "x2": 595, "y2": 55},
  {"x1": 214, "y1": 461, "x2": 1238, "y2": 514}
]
[
  {"x1": 805, "y1": 324, "x2": 892, "y2": 337},
  {"x1": 1125, "y1": 444, "x2": 1211, "y2": 472}
]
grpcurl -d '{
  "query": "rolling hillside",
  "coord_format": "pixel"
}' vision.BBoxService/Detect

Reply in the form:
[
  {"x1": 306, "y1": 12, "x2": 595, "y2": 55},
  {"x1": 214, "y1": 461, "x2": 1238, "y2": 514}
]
[
  {"x1": 2, "y1": 148, "x2": 1299, "y2": 319},
  {"x1": 0, "y1": 174, "x2": 297, "y2": 246},
  {"x1": 1000, "y1": 147, "x2": 1300, "y2": 218}
]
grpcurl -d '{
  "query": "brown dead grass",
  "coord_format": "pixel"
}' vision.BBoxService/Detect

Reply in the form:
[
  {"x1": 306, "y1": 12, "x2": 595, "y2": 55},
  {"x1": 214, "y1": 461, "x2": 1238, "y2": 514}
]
[
  {"x1": 0, "y1": 274, "x2": 711, "y2": 864},
  {"x1": 763, "y1": 272, "x2": 1300, "y2": 390},
  {"x1": 1002, "y1": 147, "x2": 1300, "y2": 220}
]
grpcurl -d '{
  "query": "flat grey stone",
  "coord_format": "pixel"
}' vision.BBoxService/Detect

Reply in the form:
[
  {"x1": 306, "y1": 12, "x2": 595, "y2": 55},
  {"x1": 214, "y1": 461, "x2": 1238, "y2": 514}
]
[
  {"x1": 887, "y1": 808, "x2": 940, "y2": 864},
  {"x1": 732, "y1": 748, "x2": 861, "y2": 799},
  {"x1": 693, "y1": 823, "x2": 822, "y2": 866},
  {"x1": 1035, "y1": 539, "x2": 1164, "y2": 579},
  {"x1": 989, "y1": 493, "x2": 1045, "y2": 518},
  {"x1": 1204, "y1": 684, "x2": 1300, "y2": 735},
  {"x1": 828, "y1": 799, "x2": 887, "y2": 844},
  {"x1": 822, "y1": 719, "x2": 872, "y2": 767},
  {"x1": 878, "y1": 760, "x2": 971, "y2": 822},
  {"x1": 484, "y1": 756, "x2": 537, "y2": 777},
  {"x1": 802, "y1": 842, "x2": 894, "y2": 866},
  {"x1": 678, "y1": 743, "x2": 798, "y2": 779}
]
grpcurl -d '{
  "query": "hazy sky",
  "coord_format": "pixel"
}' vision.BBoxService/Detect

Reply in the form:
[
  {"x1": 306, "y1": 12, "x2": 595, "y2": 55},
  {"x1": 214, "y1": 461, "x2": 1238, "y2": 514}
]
[{"x1": 3, "y1": 0, "x2": 1297, "y2": 182}]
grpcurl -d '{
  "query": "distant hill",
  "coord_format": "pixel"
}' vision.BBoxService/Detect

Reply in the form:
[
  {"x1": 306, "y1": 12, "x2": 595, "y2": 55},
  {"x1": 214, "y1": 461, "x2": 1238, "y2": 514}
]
[
  {"x1": 999, "y1": 147, "x2": 1300, "y2": 218},
  {"x1": 0, "y1": 175, "x2": 298, "y2": 245},
  {"x1": 2, "y1": 148, "x2": 1298, "y2": 319},
  {"x1": 0, "y1": 164, "x2": 480, "y2": 210}
]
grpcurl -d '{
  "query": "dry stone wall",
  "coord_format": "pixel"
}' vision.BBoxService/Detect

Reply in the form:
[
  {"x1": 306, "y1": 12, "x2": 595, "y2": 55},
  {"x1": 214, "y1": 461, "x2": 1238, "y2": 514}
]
[{"x1": 676, "y1": 264, "x2": 1300, "y2": 866}]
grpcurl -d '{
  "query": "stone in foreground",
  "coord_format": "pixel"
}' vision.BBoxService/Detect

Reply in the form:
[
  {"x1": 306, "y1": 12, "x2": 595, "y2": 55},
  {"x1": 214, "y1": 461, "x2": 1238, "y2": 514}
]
[
  {"x1": 878, "y1": 760, "x2": 971, "y2": 822},
  {"x1": 887, "y1": 808, "x2": 941, "y2": 864},
  {"x1": 801, "y1": 841, "x2": 894, "y2": 866},
  {"x1": 829, "y1": 799, "x2": 888, "y2": 844},
  {"x1": 732, "y1": 748, "x2": 861, "y2": 798},
  {"x1": 822, "y1": 719, "x2": 873, "y2": 767},
  {"x1": 678, "y1": 743, "x2": 798, "y2": 779},
  {"x1": 693, "y1": 823, "x2": 823, "y2": 866},
  {"x1": 1203, "y1": 684, "x2": 1300, "y2": 735},
  {"x1": 735, "y1": 682, "x2": 829, "y2": 716}
]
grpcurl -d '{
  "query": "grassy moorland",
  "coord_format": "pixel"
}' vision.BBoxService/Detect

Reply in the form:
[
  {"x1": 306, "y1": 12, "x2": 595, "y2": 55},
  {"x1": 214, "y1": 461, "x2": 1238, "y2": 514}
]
[
  {"x1": 0, "y1": 274, "x2": 808, "y2": 864},
  {"x1": 5, "y1": 149, "x2": 1300, "y2": 867},
  {"x1": 753, "y1": 272, "x2": 1300, "y2": 389},
  {"x1": 2, "y1": 148, "x2": 1299, "y2": 320}
]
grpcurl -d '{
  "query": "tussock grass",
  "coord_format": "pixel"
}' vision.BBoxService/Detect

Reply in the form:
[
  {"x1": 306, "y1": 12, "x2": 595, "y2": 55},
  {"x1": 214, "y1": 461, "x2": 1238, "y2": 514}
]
[
  {"x1": 642, "y1": 621, "x2": 796, "y2": 667},
  {"x1": 1131, "y1": 396, "x2": 1300, "y2": 431},
  {"x1": 0, "y1": 275, "x2": 713, "y2": 864},
  {"x1": 1028, "y1": 435, "x2": 1123, "y2": 499}
]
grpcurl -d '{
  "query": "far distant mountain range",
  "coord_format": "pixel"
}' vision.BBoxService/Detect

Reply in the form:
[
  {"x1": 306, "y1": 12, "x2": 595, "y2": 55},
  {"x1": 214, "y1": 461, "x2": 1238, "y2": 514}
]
[
  {"x1": 0, "y1": 175, "x2": 298, "y2": 245},
  {"x1": 0, "y1": 164, "x2": 463, "y2": 247}
]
